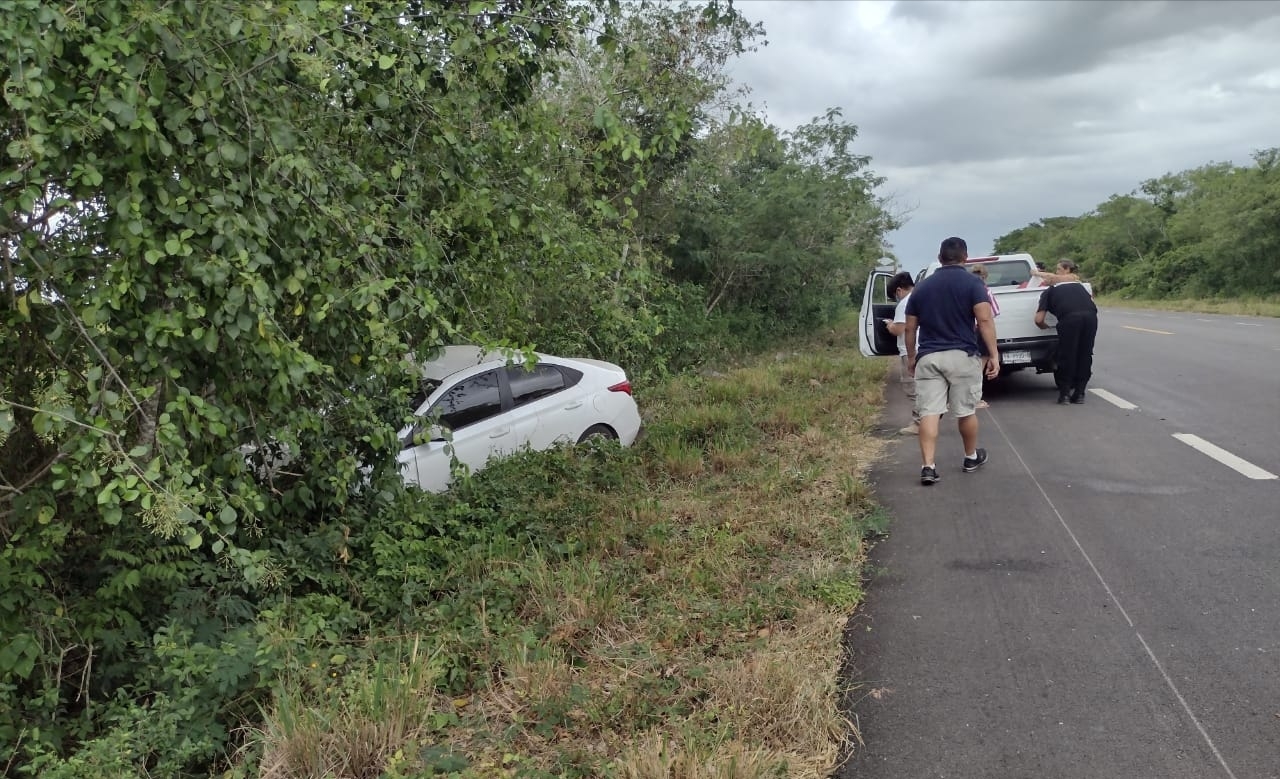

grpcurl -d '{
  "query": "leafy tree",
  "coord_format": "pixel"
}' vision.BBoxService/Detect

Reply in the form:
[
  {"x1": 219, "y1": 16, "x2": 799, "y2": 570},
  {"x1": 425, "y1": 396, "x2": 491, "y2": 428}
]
[
  {"x1": 993, "y1": 150, "x2": 1280, "y2": 298},
  {"x1": 1, "y1": 0, "x2": 591, "y2": 768},
  {"x1": 665, "y1": 108, "x2": 896, "y2": 328}
]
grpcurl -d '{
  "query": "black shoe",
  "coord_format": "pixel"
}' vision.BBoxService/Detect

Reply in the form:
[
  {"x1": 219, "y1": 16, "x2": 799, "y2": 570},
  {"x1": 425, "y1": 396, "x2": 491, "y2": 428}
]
[
  {"x1": 1070, "y1": 390, "x2": 1086, "y2": 404},
  {"x1": 962, "y1": 448, "x2": 989, "y2": 473},
  {"x1": 1057, "y1": 393, "x2": 1070, "y2": 405},
  {"x1": 920, "y1": 466, "x2": 940, "y2": 485}
]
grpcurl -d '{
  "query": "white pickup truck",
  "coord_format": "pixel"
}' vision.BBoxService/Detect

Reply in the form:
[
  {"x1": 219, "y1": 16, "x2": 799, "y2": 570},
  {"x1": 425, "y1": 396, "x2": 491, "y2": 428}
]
[{"x1": 858, "y1": 253, "x2": 1090, "y2": 378}]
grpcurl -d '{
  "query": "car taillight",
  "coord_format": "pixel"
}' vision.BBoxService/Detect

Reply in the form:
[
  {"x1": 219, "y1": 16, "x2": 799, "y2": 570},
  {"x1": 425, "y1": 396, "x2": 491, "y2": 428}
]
[{"x1": 608, "y1": 380, "x2": 632, "y2": 396}]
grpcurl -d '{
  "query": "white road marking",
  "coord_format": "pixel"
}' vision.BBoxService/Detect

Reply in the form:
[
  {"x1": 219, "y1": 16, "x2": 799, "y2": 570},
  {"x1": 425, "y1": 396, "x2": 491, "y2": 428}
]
[
  {"x1": 1196, "y1": 318, "x2": 1213, "y2": 322},
  {"x1": 1172, "y1": 434, "x2": 1278, "y2": 480},
  {"x1": 1235, "y1": 322, "x2": 1263, "y2": 327},
  {"x1": 1090, "y1": 389, "x2": 1137, "y2": 410},
  {"x1": 988, "y1": 417, "x2": 1242, "y2": 779},
  {"x1": 1123, "y1": 325, "x2": 1175, "y2": 335}
]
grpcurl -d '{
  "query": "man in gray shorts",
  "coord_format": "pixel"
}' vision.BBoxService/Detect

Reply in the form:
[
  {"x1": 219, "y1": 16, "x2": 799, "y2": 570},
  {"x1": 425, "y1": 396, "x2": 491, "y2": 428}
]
[{"x1": 904, "y1": 237, "x2": 1000, "y2": 485}]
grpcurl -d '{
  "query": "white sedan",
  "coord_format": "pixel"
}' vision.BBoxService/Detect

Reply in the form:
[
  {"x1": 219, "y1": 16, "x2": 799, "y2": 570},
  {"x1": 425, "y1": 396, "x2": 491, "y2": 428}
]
[{"x1": 395, "y1": 346, "x2": 643, "y2": 492}]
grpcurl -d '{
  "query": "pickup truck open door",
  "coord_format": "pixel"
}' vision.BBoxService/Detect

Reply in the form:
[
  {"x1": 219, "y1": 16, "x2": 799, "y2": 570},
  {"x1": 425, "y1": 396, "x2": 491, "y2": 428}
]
[{"x1": 858, "y1": 268, "x2": 900, "y2": 358}]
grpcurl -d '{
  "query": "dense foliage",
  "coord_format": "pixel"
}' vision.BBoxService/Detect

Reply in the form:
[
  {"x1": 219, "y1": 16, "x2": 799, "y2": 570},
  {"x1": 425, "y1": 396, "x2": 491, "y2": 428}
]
[
  {"x1": 993, "y1": 149, "x2": 1280, "y2": 298},
  {"x1": 0, "y1": 0, "x2": 896, "y2": 774}
]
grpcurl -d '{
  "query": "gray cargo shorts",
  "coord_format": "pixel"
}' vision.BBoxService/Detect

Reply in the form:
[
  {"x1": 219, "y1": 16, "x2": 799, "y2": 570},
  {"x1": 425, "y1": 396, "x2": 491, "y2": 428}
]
[{"x1": 914, "y1": 350, "x2": 983, "y2": 418}]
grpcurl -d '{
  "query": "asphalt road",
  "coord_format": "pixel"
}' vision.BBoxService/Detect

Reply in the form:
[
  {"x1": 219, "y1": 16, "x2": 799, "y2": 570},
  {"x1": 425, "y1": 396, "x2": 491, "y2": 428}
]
[{"x1": 839, "y1": 308, "x2": 1280, "y2": 779}]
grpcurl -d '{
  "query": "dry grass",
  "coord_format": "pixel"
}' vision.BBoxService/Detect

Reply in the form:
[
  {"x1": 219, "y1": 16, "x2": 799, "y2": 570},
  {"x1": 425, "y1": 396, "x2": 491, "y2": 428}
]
[{"x1": 254, "y1": 641, "x2": 447, "y2": 779}]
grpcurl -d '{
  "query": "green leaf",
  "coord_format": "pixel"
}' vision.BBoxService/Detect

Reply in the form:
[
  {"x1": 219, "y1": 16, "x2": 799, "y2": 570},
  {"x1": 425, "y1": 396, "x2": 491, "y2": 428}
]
[{"x1": 378, "y1": 54, "x2": 396, "y2": 70}]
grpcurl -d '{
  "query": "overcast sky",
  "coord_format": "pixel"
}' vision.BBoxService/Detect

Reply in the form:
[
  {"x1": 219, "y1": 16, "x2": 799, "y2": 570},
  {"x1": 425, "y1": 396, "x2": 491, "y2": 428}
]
[{"x1": 725, "y1": 0, "x2": 1280, "y2": 273}]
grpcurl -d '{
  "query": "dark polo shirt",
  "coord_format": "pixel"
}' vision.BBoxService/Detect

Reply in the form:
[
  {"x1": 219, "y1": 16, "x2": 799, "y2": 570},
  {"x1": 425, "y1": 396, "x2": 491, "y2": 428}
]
[
  {"x1": 905, "y1": 265, "x2": 990, "y2": 360},
  {"x1": 1037, "y1": 281, "x2": 1097, "y2": 318}
]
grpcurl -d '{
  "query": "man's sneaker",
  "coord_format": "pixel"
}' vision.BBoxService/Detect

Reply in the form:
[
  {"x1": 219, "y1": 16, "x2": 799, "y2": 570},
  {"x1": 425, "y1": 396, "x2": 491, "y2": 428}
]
[
  {"x1": 1056, "y1": 393, "x2": 1070, "y2": 405},
  {"x1": 1070, "y1": 391, "x2": 1086, "y2": 404},
  {"x1": 920, "y1": 466, "x2": 940, "y2": 485},
  {"x1": 899, "y1": 422, "x2": 919, "y2": 435},
  {"x1": 962, "y1": 448, "x2": 989, "y2": 473}
]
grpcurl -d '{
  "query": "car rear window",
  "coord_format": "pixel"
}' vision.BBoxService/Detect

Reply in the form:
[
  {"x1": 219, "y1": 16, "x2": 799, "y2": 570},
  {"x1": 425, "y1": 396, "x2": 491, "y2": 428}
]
[{"x1": 974, "y1": 260, "x2": 1033, "y2": 287}]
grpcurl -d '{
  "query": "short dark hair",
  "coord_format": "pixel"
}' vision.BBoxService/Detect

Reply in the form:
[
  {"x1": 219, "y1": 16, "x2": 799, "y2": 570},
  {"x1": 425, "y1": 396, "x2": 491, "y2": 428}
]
[
  {"x1": 887, "y1": 271, "x2": 914, "y2": 299},
  {"x1": 939, "y1": 237, "x2": 968, "y2": 265},
  {"x1": 1057, "y1": 258, "x2": 1078, "y2": 273}
]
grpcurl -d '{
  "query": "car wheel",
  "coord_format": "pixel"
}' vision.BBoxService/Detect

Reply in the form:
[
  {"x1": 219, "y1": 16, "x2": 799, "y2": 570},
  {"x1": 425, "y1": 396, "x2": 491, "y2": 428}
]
[{"x1": 576, "y1": 424, "x2": 618, "y2": 444}]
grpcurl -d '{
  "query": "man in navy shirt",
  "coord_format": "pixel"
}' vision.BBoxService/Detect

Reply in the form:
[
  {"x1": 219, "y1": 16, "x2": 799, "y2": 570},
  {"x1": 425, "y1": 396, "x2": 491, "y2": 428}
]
[{"x1": 905, "y1": 237, "x2": 1000, "y2": 485}]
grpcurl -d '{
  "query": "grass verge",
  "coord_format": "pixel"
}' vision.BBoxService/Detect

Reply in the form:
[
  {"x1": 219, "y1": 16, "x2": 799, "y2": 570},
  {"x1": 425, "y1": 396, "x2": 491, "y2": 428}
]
[
  {"x1": 1096, "y1": 294, "x2": 1280, "y2": 317},
  {"x1": 242, "y1": 315, "x2": 892, "y2": 778}
]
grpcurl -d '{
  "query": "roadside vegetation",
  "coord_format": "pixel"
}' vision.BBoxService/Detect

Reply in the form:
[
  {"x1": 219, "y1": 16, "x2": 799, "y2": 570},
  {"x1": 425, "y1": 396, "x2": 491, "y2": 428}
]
[
  {"x1": 1095, "y1": 295, "x2": 1280, "y2": 318},
  {"x1": 2, "y1": 2, "x2": 898, "y2": 776}
]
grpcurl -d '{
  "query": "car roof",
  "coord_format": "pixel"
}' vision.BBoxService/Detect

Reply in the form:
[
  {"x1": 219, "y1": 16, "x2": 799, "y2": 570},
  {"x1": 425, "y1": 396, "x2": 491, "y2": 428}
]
[{"x1": 414, "y1": 345, "x2": 523, "y2": 381}]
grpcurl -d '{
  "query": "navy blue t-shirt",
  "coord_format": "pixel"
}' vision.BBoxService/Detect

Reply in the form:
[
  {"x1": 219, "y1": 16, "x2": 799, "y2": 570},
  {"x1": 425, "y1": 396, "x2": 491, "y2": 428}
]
[{"x1": 904, "y1": 265, "x2": 991, "y2": 359}]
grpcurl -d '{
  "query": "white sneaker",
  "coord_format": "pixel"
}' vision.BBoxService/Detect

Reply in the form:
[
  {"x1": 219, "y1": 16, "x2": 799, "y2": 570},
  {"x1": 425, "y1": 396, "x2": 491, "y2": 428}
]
[{"x1": 899, "y1": 422, "x2": 919, "y2": 435}]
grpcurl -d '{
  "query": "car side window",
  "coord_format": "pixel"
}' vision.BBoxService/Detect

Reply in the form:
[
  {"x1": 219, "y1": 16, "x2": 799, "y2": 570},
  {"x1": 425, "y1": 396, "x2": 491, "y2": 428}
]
[
  {"x1": 432, "y1": 370, "x2": 503, "y2": 430},
  {"x1": 506, "y1": 364, "x2": 580, "y2": 406}
]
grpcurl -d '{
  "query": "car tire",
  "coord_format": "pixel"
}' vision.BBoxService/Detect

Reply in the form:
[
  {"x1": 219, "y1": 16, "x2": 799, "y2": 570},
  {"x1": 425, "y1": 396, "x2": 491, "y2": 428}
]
[{"x1": 576, "y1": 424, "x2": 618, "y2": 444}]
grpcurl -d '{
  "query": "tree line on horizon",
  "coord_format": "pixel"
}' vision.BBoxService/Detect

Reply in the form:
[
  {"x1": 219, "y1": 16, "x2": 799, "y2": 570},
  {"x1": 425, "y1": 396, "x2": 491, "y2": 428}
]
[{"x1": 993, "y1": 148, "x2": 1280, "y2": 299}]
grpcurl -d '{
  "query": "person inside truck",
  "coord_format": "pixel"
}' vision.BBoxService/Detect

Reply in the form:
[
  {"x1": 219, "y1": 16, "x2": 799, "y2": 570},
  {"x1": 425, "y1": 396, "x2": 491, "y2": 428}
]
[
  {"x1": 1034, "y1": 259, "x2": 1098, "y2": 404},
  {"x1": 904, "y1": 236, "x2": 1000, "y2": 486},
  {"x1": 883, "y1": 272, "x2": 921, "y2": 435}
]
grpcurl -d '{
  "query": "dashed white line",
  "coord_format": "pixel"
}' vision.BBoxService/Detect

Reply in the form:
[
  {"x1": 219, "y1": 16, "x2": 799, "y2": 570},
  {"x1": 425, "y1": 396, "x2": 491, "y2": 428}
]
[
  {"x1": 1089, "y1": 388, "x2": 1138, "y2": 410},
  {"x1": 1172, "y1": 434, "x2": 1278, "y2": 480},
  {"x1": 1122, "y1": 325, "x2": 1175, "y2": 335}
]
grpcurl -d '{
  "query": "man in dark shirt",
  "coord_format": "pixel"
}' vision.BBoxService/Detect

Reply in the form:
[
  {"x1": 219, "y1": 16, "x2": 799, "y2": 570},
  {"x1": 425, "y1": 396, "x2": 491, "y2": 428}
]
[
  {"x1": 1034, "y1": 259, "x2": 1099, "y2": 404},
  {"x1": 905, "y1": 237, "x2": 1000, "y2": 486}
]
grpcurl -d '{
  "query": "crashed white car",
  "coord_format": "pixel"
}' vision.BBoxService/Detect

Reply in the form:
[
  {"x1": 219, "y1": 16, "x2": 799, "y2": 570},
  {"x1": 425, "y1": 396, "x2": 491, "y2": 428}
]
[{"x1": 396, "y1": 346, "x2": 643, "y2": 492}]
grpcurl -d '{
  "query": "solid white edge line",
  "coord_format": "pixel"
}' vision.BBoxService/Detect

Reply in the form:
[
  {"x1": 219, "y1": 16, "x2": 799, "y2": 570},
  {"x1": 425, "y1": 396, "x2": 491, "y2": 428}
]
[
  {"x1": 1172, "y1": 434, "x2": 1279, "y2": 480},
  {"x1": 987, "y1": 415, "x2": 1241, "y2": 779},
  {"x1": 1088, "y1": 388, "x2": 1137, "y2": 410}
]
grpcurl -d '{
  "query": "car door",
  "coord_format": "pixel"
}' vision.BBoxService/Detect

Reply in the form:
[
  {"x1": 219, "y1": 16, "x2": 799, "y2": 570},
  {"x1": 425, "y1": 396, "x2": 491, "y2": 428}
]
[
  {"x1": 858, "y1": 269, "x2": 900, "y2": 357},
  {"x1": 504, "y1": 362, "x2": 583, "y2": 452},
  {"x1": 400, "y1": 368, "x2": 509, "y2": 491}
]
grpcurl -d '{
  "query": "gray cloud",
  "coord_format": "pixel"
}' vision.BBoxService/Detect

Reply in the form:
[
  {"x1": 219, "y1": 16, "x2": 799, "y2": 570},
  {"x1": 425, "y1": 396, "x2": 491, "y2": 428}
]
[{"x1": 726, "y1": 0, "x2": 1280, "y2": 269}]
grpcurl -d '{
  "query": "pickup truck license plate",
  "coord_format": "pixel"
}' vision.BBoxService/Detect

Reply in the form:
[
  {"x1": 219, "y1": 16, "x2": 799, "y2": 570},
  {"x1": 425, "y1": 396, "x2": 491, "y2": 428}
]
[{"x1": 1002, "y1": 350, "x2": 1032, "y2": 365}]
